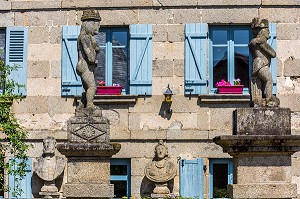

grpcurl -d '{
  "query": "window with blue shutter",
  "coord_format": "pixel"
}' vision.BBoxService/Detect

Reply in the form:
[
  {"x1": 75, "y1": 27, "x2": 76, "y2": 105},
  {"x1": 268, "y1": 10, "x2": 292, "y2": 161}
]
[
  {"x1": 185, "y1": 23, "x2": 208, "y2": 95},
  {"x1": 180, "y1": 158, "x2": 204, "y2": 199},
  {"x1": 268, "y1": 23, "x2": 277, "y2": 95},
  {"x1": 61, "y1": 26, "x2": 81, "y2": 96},
  {"x1": 5, "y1": 27, "x2": 28, "y2": 96},
  {"x1": 62, "y1": 24, "x2": 152, "y2": 96},
  {"x1": 8, "y1": 158, "x2": 32, "y2": 198},
  {"x1": 209, "y1": 159, "x2": 233, "y2": 199},
  {"x1": 129, "y1": 24, "x2": 152, "y2": 95},
  {"x1": 110, "y1": 159, "x2": 131, "y2": 199},
  {"x1": 209, "y1": 26, "x2": 251, "y2": 94}
]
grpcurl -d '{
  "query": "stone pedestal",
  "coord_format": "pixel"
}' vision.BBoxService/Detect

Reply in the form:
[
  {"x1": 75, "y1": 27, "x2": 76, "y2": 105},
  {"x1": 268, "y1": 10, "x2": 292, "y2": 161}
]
[
  {"x1": 214, "y1": 108, "x2": 300, "y2": 199},
  {"x1": 57, "y1": 108, "x2": 121, "y2": 199}
]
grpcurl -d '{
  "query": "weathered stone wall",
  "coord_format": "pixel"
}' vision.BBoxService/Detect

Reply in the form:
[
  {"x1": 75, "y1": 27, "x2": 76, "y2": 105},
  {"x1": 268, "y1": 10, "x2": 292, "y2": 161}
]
[{"x1": 1, "y1": 0, "x2": 300, "y2": 198}]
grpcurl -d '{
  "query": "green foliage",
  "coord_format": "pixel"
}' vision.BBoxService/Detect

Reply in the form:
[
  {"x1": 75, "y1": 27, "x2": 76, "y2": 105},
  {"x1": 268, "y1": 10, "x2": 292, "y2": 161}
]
[{"x1": 0, "y1": 54, "x2": 30, "y2": 197}]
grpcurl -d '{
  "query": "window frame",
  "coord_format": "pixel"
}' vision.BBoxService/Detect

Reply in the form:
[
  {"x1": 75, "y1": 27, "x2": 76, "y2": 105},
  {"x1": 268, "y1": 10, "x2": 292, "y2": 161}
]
[
  {"x1": 110, "y1": 158, "x2": 131, "y2": 199},
  {"x1": 209, "y1": 26, "x2": 252, "y2": 94},
  {"x1": 209, "y1": 158, "x2": 233, "y2": 199},
  {"x1": 96, "y1": 27, "x2": 129, "y2": 94}
]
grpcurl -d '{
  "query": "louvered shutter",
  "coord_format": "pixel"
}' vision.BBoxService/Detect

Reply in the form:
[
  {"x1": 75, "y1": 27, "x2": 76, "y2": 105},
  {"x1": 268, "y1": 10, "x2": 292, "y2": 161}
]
[
  {"x1": 61, "y1": 26, "x2": 82, "y2": 96},
  {"x1": 180, "y1": 158, "x2": 204, "y2": 199},
  {"x1": 8, "y1": 158, "x2": 32, "y2": 198},
  {"x1": 185, "y1": 23, "x2": 208, "y2": 95},
  {"x1": 5, "y1": 27, "x2": 28, "y2": 96},
  {"x1": 129, "y1": 24, "x2": 152, "y2": 95},
  {"x1": 268, "y1": 23, "x2": 277, "y2": 95}
]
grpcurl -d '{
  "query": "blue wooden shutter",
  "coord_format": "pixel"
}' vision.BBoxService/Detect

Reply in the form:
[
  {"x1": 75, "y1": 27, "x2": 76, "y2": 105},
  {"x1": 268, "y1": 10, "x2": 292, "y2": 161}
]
[
  {"x1": 5, "y1": 27, "x2": 28, "y2": 96},
  {"x1": 185, "y1": 23, "x2": 208, "y2": 95},
  {"x1": 9, "y1": 158, "x2": 32, "y2": 198},
  {"x1": 129, "y1": 24, "x2": 152, "y2": 95},
  {"x1": 180, "y1": 158, "x2": 204, "y2": 199},
  {"x1": 268, "y1": 23, "x2": 277, "y2": 95},
  {"x1": 61, "y1": 26, "x2": 82, "y2": 96}
]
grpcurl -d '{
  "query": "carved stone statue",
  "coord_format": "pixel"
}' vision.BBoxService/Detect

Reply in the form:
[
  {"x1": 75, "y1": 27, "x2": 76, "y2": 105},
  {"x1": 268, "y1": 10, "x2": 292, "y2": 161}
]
[
  {"x1": 35, "y1": 137, "x2": 65, "y2": 198},
  {"x1": 145, "y1": 140, "x2": 176, "y2": 194},
  {"x1": 249, "y1": 17, "x2": 280, "y2": 107},
  {"x1": 77, "y1": 10, "x2": 101, "y2": 109}
]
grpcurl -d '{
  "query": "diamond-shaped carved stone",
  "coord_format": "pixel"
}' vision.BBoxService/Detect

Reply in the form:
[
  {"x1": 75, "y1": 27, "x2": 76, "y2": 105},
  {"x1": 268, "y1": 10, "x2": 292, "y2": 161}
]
[{"x1": 72, "y1": 123, "x2": 106, "y2": 141}]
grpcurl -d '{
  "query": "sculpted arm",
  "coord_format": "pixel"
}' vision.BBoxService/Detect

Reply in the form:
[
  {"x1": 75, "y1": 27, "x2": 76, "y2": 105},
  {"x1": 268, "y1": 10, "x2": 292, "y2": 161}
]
[
  {"x1": 81, "y1": 35, "x2": 97, "y2": 65},
  {"x1": 259, "y1": 42, "x2": 276, "y2": 58}
]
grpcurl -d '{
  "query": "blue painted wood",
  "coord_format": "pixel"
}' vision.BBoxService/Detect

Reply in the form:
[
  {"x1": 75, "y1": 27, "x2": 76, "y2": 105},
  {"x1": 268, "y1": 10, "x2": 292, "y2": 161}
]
[
  {"x1": 185, "y1": 23, "x2": 208, "y2": 95},
  {"x1": 129, "y1": 24, "x2": 152, "y2": 95},
  {"x1": 180, "y1": 158, "x2": 204, "y2": 199},
  {"x1": 5, "y1": 27, "x2": 28, "y2": 96},
  {"x1": 268, "y1": 23, "x2": 277, "y2": 95},
  {"x1": 209, "y1": 159, "x2": 233, "y2": 199},
  {"x1": 8, "y1": 158, "x2": 32, "y2": 198},
  {"x1": 110, "y1": 159, "x2": 131, "y2": 199},
  {"x1": 61, "y1": 26, "x2": 82, "y2": 96}
]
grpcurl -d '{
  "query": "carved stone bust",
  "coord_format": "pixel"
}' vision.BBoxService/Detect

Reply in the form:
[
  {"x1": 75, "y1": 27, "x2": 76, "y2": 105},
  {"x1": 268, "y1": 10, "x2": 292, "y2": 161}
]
[
  {"x1": 35, "y1": 137, "x2": 65, "y2": 194},
  {"x1": 249, "y1": 17, "x2": 280, "y2": 107},
  {"x1": 145, "y1": 140, "x2": 176, "y2": 194}
]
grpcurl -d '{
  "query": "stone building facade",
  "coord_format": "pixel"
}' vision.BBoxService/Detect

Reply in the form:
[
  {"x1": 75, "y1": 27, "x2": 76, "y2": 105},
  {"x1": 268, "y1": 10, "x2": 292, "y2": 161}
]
[{"x1": 1, "y1": 0, "x2": 300, "y2": 198}]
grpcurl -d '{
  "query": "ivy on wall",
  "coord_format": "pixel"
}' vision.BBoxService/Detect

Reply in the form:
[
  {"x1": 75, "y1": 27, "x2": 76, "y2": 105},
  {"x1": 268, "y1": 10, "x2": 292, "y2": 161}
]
[{"x1": 0, "y1": 55, "x2": 30, "y2": 197}]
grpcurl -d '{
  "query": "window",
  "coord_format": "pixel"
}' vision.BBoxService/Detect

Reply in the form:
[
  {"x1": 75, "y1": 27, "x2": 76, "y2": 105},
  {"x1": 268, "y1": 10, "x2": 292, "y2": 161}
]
[
  {"x1": 209, "y1": 159, "x2": 233, "y2": 199},
  {"x1": 184, "y1": 23, "x2": 276, "y2": 95},
  {"x1": 0, "y1": 27, "x2": 27, "y2": 96},
  {"x1": 110, "y1": 159, "x2": 131, "y2": 199},
  {"x1": 209, "y1": 26, "x2": 251, "y2": 93},
  {"x1": 94, "y1": 28, "x2": 129, "y2": 94},
  {"x1": 61, "y1": 24, "x2": 152, "y2": 96}
]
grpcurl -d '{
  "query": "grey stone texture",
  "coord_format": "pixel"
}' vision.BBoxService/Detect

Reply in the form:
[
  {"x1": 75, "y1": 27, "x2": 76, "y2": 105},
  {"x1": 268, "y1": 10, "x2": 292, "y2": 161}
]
[
  {"x1": 234, "y1": 108, "x2": 291, "y2": 135},
  {"x1": 63, "y1": 184, "x2": 114, "y2": 198},
  {"x1": 152, "y1": 59, "x2": 174, "y2": 77},
  {"x1": 284, "y1": 57, "x2": 300, "y2": 77},
  {"x1": 278, "y1": 23, "x2": 300, "y2": 40},
  {"x1": 260, "y1": 8, "x2": 300, "y2": 23},
  {"x1": 28, "y1": 61, "x2": 50, "y2": 78},
  {"x1": 12, "y1": 1, "x2": 61, "y2": 10}
]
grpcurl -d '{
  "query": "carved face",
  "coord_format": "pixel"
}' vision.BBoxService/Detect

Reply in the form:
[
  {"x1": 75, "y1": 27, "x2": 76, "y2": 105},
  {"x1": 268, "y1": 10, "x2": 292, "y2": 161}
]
[
  {"x1": 84, "y1": 21, "x2": 101, "y2": 35},
  {"x1": 156, "y1": 145, "x2": 167, "y2": 159},
  {"x1": 259, "y1": 28, "x2": 270, "y2": 40},
  {"x1": 43, "y1": 138, "x2": 56, "y2": 155}
]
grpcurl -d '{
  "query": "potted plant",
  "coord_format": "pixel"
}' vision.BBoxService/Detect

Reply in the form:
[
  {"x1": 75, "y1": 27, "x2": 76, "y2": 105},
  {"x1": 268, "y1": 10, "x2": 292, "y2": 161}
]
[
  {"x1": 216, "y1": 78, "x2": 244, "y2": 94},
  {"x1": 96, "y1": 81, "x2": 123, "y2": 95}
]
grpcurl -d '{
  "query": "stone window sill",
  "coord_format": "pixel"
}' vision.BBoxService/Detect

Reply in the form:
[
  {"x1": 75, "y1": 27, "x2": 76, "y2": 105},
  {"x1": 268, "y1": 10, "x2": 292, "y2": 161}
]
[
  {"x1": 198, "y1": 94, "x2": 250, "y2": 104},
  {"x1": 74, "y1": 95, "x2": 138, "y2": 105}
]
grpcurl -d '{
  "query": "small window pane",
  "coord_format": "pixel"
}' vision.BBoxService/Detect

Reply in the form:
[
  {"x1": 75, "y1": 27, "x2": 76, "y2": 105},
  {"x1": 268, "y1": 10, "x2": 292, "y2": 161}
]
[
  {"x1": 213, "y1": 164, "x2": 228, "y2": 198},
  {"x1": 94, "y1": 47, "x2": 106, "y2": 83},
  {"x1": 96, "y1": 31, "x2": 106, "y2": 46},
  {"x1": 112, "y1": 48, "x2": 128, "y2": 89},
  {"x1": 111, "y1": 180, "x2": 127, "y2": 198},
  {"x1": 112, "y1": 31, "x2": 128, "y2": 47},
  {"x1": 234, "y1": 29, "x2": 250, "y2": 45},
  {"x1": 213, "y1": 47, "x2": 228, "y2": 87},
  {"x1": 234, "y1": 47, "x2": 250, "y2": 87},
  {"x1": 110, "y1": 165, "x2": 127, "y2": 175},
  {"x1": 212, "y1": 30, "x2": 227, "y2": 45}
]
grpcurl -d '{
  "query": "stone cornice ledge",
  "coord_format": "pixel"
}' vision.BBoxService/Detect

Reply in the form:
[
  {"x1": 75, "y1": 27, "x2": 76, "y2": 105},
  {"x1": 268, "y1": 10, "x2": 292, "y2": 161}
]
[{"x1": 199, "y1": 94, "x2": 250, "y2": 104}]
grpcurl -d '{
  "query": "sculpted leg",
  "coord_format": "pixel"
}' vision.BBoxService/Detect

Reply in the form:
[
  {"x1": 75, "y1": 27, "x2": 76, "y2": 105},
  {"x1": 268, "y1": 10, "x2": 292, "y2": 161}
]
[{"x1": 257, "y1": 66, "x2": 273, "y2": 101}]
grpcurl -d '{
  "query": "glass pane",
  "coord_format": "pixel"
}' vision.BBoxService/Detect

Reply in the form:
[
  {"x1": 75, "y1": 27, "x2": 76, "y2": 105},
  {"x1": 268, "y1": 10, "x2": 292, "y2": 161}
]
[
  {"x1": 0, "y1": 29, "x2": 5, "y2": 60},
  {"x1": 95, "y1": 31, "x2": 106, "y2": 46},
  {"x1": 110, "y1": 165, "x2": 127, "y2": 175},
  {"x1": 234, "y1": 29, "x2": 250, "y2": 45},
  {"x1": 213, "y1": 164, "x2": 228, "y2": 198},
  {"x1": 112, "y1": 48, "x2": 128, "y2": 89},
  {"x1": 213, "y1": 47, "x2": 228, "y2": 87},
  {"x1": 112, "y1": 31, "x2": 128, "y2": 47},
  {"x1": 212, "y1": 29, "x2": 227, "y2": 45},
  {"x1": 234, "y1": 47, "x2": 250, "y2": 88},
  {"x1": 94, "y1": 47, "x2": 106, "y2": 84},
  {"x1": 111, "y1": 181, "x2": 127, "y2": 198}
]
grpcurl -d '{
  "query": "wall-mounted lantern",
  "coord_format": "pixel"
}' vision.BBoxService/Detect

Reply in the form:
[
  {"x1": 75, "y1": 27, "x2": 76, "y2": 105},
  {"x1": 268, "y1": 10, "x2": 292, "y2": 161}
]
[{"x1": 164, "y1": 84, "x2": 173, "y2": 104}]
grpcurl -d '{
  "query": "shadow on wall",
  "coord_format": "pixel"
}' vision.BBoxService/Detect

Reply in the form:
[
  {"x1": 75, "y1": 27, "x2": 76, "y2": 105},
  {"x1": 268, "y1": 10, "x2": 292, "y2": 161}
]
[
  {"x1": 159, "y1": 101, "x2": 172, "y2": 120},
  {"x1": 140, "y1": 176, "x2": 174, "y2": 197}
]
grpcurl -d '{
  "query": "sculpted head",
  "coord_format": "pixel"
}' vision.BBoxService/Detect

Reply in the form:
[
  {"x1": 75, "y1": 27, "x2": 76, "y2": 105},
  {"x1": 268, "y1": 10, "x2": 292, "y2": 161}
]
[
  {"x1": 81, "y1": 10, "x2": 101, "y2": 35},
  {"x1": 155, "y1": 140, "x2": 168, "y2": 160},
  {"x1": 251, "y1": 17, "x2": 269, "y2": 39},
  {"x1": 43, "y1": 136, "x2": 56, "y2": 155}
]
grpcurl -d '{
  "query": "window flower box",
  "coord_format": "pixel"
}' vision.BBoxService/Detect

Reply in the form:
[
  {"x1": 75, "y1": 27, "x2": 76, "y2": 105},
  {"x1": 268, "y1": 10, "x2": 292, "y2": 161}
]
[
  {"x1": 96, "y1": 86, "x2": 122, "y2": 95},
  {"x1": 217, "y1": 85, "x2": 244, "y2": 94}
]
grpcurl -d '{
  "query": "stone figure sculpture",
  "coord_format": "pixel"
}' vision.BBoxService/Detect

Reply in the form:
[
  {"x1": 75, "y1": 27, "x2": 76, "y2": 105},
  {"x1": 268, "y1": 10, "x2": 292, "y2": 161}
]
[
  {"x1": 145, "y1": 140, "x2": 176, "y2": 195},
  {"x1": 35, "y1": 136, "x2": 65, "y2": 198},
  {"x1": 249, "y1": 17, "x2": 280, "y2": 107},
  {"x1": 77, "y1": 10, "x2": 101, "y2": 109}
]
